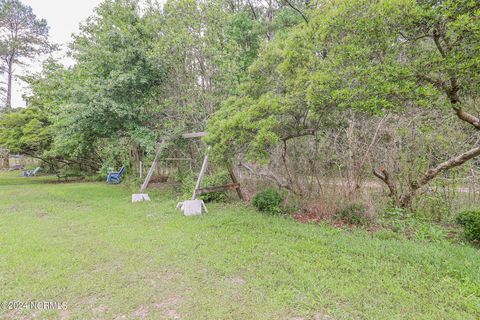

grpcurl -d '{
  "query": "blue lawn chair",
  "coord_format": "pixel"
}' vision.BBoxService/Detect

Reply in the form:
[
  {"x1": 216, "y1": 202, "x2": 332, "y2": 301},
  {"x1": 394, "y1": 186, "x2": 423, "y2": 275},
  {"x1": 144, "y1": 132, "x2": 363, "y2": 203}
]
[
  {"x1": 106, "y1": 166, "x2": 126, "y2": 184},
  {"x1": 22, "y1": 167, "x2": 41, "y2": 177}
]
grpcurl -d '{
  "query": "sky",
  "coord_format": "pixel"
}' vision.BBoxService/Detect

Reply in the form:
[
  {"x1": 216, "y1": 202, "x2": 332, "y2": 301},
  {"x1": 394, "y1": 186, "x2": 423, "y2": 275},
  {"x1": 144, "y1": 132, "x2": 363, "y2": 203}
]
[{"x1": 11, "y1": 0, "x2": 103, "y2": 108}]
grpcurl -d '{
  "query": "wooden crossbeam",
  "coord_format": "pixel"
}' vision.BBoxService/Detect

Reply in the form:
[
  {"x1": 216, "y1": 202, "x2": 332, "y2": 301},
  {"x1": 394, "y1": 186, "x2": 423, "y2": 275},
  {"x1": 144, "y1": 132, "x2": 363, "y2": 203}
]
[
  {"x1": 159, "y1": 132, "x2": 207, "y2": 142},
  {"x1": 160, "y1": 158, "x2": 192, "y2": 161},
  {"x1": 194, "y1": 183, "x2": 240, "y2": 196},
  {"x1": 181, "y1": 132, "x2": 207, "y2": 139}
]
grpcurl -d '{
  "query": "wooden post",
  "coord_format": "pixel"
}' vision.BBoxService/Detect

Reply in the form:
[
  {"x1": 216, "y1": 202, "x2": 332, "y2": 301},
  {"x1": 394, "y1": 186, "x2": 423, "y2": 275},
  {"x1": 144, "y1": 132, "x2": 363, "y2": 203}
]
[
  {"x1": 140, "y1": 140, "x2": 166, "y2": 193},
  {"x1": 228, "y1": 164, "x2": 244, "y2": 200},
  {"x1": 192, "y1": 147, "x2": 211, "y2": 200}
]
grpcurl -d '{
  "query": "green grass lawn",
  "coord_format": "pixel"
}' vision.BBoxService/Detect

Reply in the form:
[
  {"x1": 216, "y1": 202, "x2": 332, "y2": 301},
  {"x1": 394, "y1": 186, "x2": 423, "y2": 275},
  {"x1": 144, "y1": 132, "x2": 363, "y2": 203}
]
[{"x1": 0, "y1": 172, "x2": 479, "y2": 319}]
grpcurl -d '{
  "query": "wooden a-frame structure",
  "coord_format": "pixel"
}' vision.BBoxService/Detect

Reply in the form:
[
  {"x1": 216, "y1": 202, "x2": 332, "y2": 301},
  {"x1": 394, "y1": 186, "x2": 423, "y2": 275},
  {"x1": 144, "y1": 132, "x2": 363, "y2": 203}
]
[{"x1": 132, "y1": 132, "x2": 243, "y2": 203}]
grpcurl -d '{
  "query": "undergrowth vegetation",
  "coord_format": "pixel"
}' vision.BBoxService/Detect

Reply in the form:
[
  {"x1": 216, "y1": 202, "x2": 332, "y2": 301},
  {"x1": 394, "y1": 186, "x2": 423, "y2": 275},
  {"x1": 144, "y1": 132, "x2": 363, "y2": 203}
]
[
  {"x1": 252, "y1": 188, "x2": 284, "y2": 215},
  {"x1": 456, "y1": 209, "x2": 480, "y2": 244},
  {"x1": 334, "y1": 203, "x2": 371, "y2": 226}
]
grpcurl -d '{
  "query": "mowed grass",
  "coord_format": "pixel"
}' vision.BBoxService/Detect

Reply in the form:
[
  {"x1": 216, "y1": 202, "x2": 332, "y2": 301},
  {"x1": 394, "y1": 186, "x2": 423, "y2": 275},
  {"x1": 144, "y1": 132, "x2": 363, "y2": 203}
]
[{"x1": 0, "y1": 172, "x2": 479, "y2": 320}]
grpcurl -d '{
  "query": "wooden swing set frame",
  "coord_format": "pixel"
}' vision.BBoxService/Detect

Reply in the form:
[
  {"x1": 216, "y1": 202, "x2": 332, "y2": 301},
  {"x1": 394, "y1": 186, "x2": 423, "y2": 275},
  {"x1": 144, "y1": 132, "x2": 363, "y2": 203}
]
[{"x1": 136, "y1": 132, "x2": 243, "y2": 201}]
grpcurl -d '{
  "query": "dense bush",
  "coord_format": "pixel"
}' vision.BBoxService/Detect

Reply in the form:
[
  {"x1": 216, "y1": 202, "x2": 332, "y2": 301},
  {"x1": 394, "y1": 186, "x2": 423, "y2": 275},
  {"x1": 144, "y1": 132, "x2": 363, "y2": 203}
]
[
  {"x1": 252, "y1": 188, "x2": 284, "y2": 215},
  {"x1": 335, "y1": 203, "x2": 370, "y2": 226},
  {"x1": 456, "y1": 210, "x2": 480, "y2": 243}
]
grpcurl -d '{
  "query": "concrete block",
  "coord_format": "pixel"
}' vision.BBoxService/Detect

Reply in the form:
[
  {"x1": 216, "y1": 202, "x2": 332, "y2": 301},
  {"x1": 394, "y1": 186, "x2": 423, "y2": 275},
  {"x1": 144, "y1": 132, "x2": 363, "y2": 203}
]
[
  {"x1": 132, "y1": 193, "x2": 151, "y2": 202},
  {"x1": 177, "y1": 200, "x2": 207, "y2": 216}
]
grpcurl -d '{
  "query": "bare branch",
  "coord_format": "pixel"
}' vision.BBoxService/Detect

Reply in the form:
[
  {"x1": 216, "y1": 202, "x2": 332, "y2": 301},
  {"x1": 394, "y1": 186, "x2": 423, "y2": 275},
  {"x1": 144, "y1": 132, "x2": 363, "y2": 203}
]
[
  {"x1": 239, "y1": 161, "x2": 293, "y2": 191},
  {"x1": 247, "y1": 0, "x2": 257, "y2": 20},
  {"x1": 283, "y1": 0, "x2": 308, "y2": 23},
  {"x1": 373, "y1": 167, "x2": 398, "y2": 200}
]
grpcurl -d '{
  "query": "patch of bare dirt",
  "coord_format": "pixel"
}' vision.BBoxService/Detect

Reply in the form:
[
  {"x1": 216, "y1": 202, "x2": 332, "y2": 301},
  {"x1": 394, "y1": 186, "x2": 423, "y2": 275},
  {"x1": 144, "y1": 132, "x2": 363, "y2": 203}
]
[
  {"x1": 92, "y1": 304, "x2": 108, "y2": 315},
  {"x1": 314, "y1": 311, "x2": 335, "y2": 320},
  {"x1": 37, "y1": 211, "x2": 49, "y2": 218},
  {"x1": 226, "y1": 276, "x2": 245, "y2": 285},
  {"x1": 132, "y1": 305, "x2": 150, "y2": 319},
  {"x1": 289, "y1": 310, "x2": 334, "y2": 320},
  {"x1": 60, "y1": 309, "x2": 71, "y2": 320},
  {"x1": 154, "y1": 294, "x2": 184, "y2": 320}
]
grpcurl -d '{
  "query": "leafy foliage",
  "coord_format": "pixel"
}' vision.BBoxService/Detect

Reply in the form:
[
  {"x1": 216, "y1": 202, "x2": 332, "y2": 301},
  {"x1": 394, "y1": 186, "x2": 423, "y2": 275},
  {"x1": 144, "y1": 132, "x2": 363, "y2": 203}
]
[
  {"x1": 1, "y1": 0, "x2": 479, "y2": 220},
  {"x1": 0, "y1": 107, "x2": 52, "y2": 155},
  {"x1": 456, "y1": 209, "x2": 480, "y2": 243},
  {"x1": 252, "y1": 188, "x2": 284, "y2": 215},
  {"x1": 56, "y1": 0, "x2": 164, "y2": 160},
  {"x1": 208, "y1": 0, "x2": 480, "y2": 207}
]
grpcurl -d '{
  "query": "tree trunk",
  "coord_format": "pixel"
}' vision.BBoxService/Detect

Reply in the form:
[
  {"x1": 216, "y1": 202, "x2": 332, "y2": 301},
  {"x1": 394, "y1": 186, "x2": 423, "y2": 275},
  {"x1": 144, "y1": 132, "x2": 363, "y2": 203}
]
[
  {"x1": 0, "y1": 149, "x2": 9, "y2": 169},
  {"x1": 131, "y1": 143, "x2": 142, "y2": 173},
  {"x1": 6, "y1": 60, "x2": 13, "y2": 109},
  {"x1": 373, "y1": 167, "x2": 399, "y2": 204},
  {"x1": 266, "y1": 0, "x2": 273, "y2": 41},
  {"x1": 4, "y1": 152, "x2": 9, "y2": 168}
]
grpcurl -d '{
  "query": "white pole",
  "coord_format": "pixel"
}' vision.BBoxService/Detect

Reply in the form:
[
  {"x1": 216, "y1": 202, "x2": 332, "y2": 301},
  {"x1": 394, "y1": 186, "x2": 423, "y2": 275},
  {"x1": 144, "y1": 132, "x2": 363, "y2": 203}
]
[{"x1": 192, "y1": 147, "x2": 211, "y2": 200}]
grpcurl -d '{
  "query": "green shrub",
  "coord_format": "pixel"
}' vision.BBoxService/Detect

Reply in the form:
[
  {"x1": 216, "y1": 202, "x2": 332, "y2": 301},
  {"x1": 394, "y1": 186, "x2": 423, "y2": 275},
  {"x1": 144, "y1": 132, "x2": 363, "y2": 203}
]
[
  {"x1": 252, "y1": 188, "x2": 284, "y2": 215},
  {"x1": 335, "y1": 203, "x2": 370, "y2": 226},
  {"x1": 456, "y1": 209, "x2": 480, "y2": 243}
]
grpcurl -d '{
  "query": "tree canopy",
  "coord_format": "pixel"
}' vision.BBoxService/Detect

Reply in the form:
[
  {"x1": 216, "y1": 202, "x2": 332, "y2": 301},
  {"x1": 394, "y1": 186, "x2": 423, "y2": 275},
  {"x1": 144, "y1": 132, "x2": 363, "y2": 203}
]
[{"x1": 1, "y1": 0, "x2": 479, "y2": 208}]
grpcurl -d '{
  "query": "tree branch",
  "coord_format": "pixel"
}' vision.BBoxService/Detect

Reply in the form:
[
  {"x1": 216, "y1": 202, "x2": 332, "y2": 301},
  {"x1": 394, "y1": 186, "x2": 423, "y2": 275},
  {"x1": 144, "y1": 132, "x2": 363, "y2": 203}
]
[
  {"x1": 246, "y1": 0, "x2": 257, "y2": 20},
  {"x1": 418, "y1": 145, "x2": 480, "y2": 187},
  {"x1": 281, "y1": 129, "x2": 315, "y2": 141},
  {"x1": 416, "y1": 74, "x2": 449, "y2": 92},
  {"x1": 239, "y1": 161, "x2": 293, "y2": 191},
  {"x1": 416, "y1": 75, "x2": 480, "y2": 129},
  {"x1": 372, "y1": 167, "x2": 398, "y2": 200},
  {"x1": 454, "y1": 108, "x2": 480, "y2": 129},
  {"x1": 400, "y1": 145, "x2": 480, "y2": 206},
  {"x1": 283, "y1": 0, "x2": 308, "y2": 23},
  {"x1": 432, "y1": 28, "x2": 447, "y2": 58}
]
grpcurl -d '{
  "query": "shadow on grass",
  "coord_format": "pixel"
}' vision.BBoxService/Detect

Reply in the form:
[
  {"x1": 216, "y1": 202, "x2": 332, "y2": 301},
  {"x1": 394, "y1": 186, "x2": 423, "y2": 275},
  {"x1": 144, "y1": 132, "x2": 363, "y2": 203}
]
[
  {"x1": 0, "y1": 173, "x2": 62, "y2": 186},
  {"x1": 0, "y1": 170, "x2": 107, "y2": 186}
]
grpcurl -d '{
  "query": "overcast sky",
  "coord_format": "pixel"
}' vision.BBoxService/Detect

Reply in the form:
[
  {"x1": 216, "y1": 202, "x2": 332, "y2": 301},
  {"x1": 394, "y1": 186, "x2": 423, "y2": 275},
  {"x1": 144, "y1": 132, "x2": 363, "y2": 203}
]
[{"x1": 11, "y1": 0, "x2": 103, "y2": 107}]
